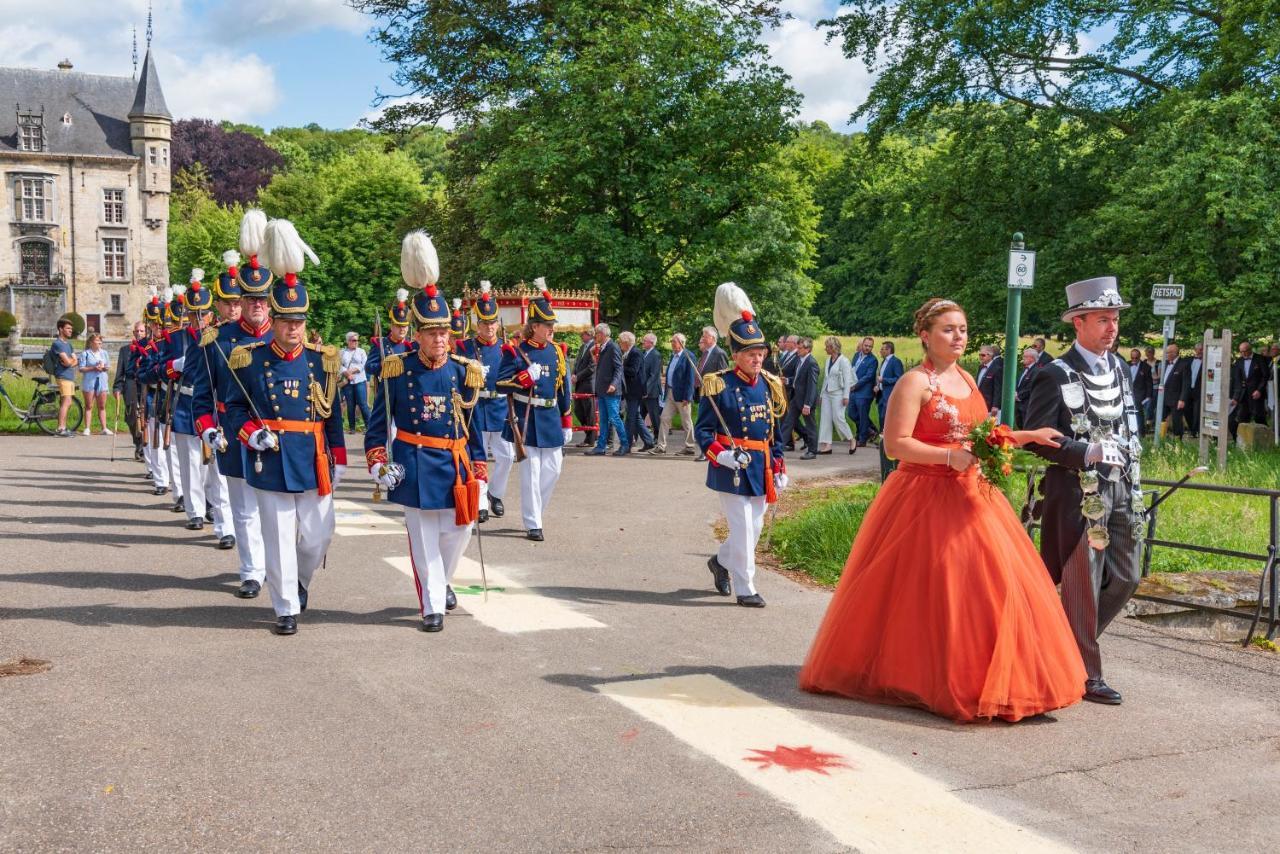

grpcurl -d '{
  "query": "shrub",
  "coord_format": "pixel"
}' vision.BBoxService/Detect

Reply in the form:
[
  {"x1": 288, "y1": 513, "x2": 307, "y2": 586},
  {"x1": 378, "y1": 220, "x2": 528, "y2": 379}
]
[
  {"x1": 59, "y1": 312, "x2": 85, "y2": 338},
  {"x1": 0, "y1": 310, "x2": 16, "y2": 336}
]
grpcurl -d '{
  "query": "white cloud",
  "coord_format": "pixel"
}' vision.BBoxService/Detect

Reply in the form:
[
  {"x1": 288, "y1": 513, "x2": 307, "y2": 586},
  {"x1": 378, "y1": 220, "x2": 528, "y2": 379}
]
[
  {"x1": 764, "y1": 2, "x2": 871, "y2": 131},
  {"x1": 205, "y1": 0, "x2": 367, "y2": 41},
  {"x1": 158, "y1": 49, "x2": 281, "y2": 121}
]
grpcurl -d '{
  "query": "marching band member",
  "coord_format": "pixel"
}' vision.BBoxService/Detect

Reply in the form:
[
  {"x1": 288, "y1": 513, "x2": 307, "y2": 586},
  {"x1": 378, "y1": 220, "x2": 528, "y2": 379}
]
[
  {"x1": 365, "y1": 231, "x2": 487, "y2": 632},
  {"x1": 454, "y1": 281, "x2": 512, "y2": 522},
  {"x1": 141, "y1": 286, "x2": 188, "y2": 512},
  {"x1": 696, "y1": 283, "x2": 787, "y2": 607},
  {"x1": 366, "y1": 288, "x2": 415, "y2": 381},
  {"x1": 136, "y1": 290, "x2": 165, "y2": 491},
  {"x1": 496, "y1": 279, "x2": 573, "y2": 541},
  {"x1": 222, "y1": 219, "x2": 345, "y2": 635}
]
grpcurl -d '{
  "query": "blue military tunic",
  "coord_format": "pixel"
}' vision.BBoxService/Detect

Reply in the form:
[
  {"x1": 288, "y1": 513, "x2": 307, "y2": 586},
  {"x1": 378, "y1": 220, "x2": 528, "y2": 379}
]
[
  {"x1": 221, "y1": 340, "x2": 346, "y2": 494},
  {"x1": 364, "y1": 351, "x2": 487, "y2": 510},
  {"x1": 366, "y1": 334, "x2": 414, "y2": 383},
  {"x1": 189, "y1": 319, "x2": 273, "y2": 479},
  {"x1": 140, "y1": 330, "x2": 191, "y2": 429},
  {"x1": 694, "y1": 368, "x2": 786, "y2": 498},
  {"x1": 496, "y1": 339, "x2": 572, "y2": 448},
  {"x1": 454, "y1": 336, "x2": 506, "y2": 433}
]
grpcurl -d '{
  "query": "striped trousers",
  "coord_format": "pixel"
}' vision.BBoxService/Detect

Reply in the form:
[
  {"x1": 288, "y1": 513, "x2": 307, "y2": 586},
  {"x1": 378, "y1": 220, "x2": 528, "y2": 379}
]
[{"x1": 1058, "y1": 478, "x2": 1142, "y2": 681}]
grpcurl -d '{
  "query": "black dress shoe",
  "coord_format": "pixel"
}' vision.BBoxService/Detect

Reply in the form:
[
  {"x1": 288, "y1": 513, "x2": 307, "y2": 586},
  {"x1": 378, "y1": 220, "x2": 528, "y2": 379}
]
[
  {"x1": 298, "y1": 583, "x2": 308, "y2": 613},
  {"x1": 218, "y1": 535, "x2": 236, "y2": 550},
  {"x1": 446, "y1": 585, "x2": 458, "y2": 611},
  {"x1": 640, "y1": 444, "x2": 655, "y2": 452},
  {"x1": 152, "y1": 485, "x2": 168, "y2": 496},
  {"x1": 490, "y1": 497, "x2": 505, "y2": 518},
  {"x1": 736, "y1": 593, "x2": 766, "y2": 608},
  {"x1": 421, "y1": 613, "x2": 444, "y2": 632},
  {"x1": 274, "y1": 615, "x2": 297, "y2": 635},
  {"x1": 236, "y1": 580, "x2": 261, "y2": 599},
  {"x1": 171, "y1": 498, "x2": 185, "y2": 512},
  {"x1": 205, "y1": 509, "x2": 214, "y2": 522},
  {"x1": 1083, "y1": 679, "x2": 1122, "y2": 705},
  {"x1": 478, "y1": 508, "x2": 489, "y2": 523},
  {"x1": 185, "y1": 518, "x2": 205, "y2": 531},
  {"x1": 707, "y1": 556, "x2": 731, "y2": 596},
  {"x1": 527, "y1": 528, "x2": 545, "y2": 542},
  {"x1": 801, "y1": 450, "x2": 817, "y2": 460},
  {"x1": 584, "y1": 448, "x2": 607, "y2": 456}
]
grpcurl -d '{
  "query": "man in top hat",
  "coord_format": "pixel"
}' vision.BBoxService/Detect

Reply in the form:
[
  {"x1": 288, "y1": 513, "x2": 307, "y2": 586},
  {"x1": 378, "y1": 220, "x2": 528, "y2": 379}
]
[
  {"x1": 497, "y1": 278, "x2": 573, "y2": 541},
  {"x1": 696, "y1": 283, "x2": 787, "y2": 608},
  {"x1": 222, "y1": 219, "x2": 345, "y2": 635},
  {"x1": 141, "y1": 286, "x2": 189, "y2": 511},
  {"x1": 1024, "y1": 276, "x2": 1144, "y2": 705},
  {"x1": 366, "y1": 232, "x2": 486, "y2": 632},
  {"x1": 191, "y1": 229, "x2": 275, "y2": 595},
  {"x1": 455, "y1": 281, "x2": 514, "y2": 522},
  {"x1": 162, "y1": 267, "x2": 234, "y2": 540}
]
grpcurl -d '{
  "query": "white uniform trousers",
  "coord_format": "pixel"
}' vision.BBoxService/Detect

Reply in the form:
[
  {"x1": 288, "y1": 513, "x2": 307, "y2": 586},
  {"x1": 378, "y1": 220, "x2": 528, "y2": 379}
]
[
  {"x1": 255, "y1": 488, "x2": 335, "y2": 617},
  {"x1": 144, "y1": 419, "x2": 164, "y2": 485},
  {"x1": 717, "y1": 493, "x2": 767, "y2": 596},
  {"x1": 225, "y1": 476, "x2": 266, "y2": 583},
  {"x1": 479, "y1": 429, "x2": 515, "y2": 510},
  {"x1": 165, "y1": 437, "x2": 181, "y2": 497},
  {"x1": 520, "y1": 445, "x2": 563, "y2": 530},
  {"x1": 404, "y1": 507, "x2": 473, "y2": 616},
  {"x1": 174, "y1": 433, "x2": 232, "y2": 535},
  {"x1": 817, "y1": 391, "x2": 853, "y2": 444}
]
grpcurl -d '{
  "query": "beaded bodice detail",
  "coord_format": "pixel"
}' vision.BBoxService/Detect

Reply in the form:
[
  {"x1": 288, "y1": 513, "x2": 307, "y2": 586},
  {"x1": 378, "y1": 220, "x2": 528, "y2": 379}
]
[{"x1": 913, "y1": 366, "x2": 986, "y2": 448}]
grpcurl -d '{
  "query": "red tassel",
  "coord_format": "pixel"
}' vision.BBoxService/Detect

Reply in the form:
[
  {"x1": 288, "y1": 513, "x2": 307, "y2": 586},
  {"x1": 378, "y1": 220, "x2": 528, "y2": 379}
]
[
  {"x1": 249, "y1": 254, "x2": 260, "y2": 270},
  {"x1": 228, "y1": 266, "x2": 239, "y2": 278},
  {"x1": 190, "y1": 280, "x2": 201, "y2": 292},
  {"x1": 285, "y1": 272, "x2": 298, "y2": 286},
  {"x1": 741, "y1": 310, "x2": 753, "y2": 322}
]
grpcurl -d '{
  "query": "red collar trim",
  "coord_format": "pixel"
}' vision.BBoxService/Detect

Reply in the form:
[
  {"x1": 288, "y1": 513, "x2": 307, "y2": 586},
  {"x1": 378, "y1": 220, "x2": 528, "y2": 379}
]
[
  {"x1": 240, "y1": 319, "x2": 270, "y2": 337},
  {"x1": 527, "y1": 340, "x2": 546, "y2": 349},
  {"x1": 270, "y1": 342, "x2": 303, "y2": 361},
  {"x1": 734, "y1": 368, "x2": 758, "y2": 386}
]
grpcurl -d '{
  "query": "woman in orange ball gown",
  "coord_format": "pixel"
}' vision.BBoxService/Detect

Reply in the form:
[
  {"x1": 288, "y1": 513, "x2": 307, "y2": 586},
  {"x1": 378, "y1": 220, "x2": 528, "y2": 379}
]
[{"x1": 799, "y1": 299, "x2": 1086, "y2": 722}]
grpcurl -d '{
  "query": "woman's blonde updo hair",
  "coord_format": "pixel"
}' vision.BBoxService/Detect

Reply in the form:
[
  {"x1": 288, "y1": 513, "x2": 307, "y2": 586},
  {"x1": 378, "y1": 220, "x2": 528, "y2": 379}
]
[{"x1": 913, "y1": 298, "x2": 966, "y2": 336}]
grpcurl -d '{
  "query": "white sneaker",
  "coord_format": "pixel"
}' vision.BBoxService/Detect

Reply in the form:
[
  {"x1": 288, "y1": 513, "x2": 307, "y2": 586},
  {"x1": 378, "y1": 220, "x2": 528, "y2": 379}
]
[
  {"x1": 103, "y1": 428, "x2": 114, "y2": 435},
  {"x1": 82, "y1": 427, "x2": 91, "y2": 436}
]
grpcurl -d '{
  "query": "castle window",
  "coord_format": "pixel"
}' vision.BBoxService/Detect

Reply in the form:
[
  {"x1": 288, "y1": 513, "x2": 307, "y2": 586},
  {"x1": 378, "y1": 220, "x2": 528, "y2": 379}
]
[
  {"x1": 161, "y1": 146, "x2": 169, "y2": 167},
  {"x1": 15, "y1": 177, "x2": 52, "y2": 222},
  {"x1": 17, "y1": 109, "x2": 44, "y2": 152},
  {"x1": 110, "y1": 294, "x2": 122, "y2": 314},
  {"x1": 149, "y1": 145, "x2": 158, "y2": 165},
  {"x1": 102, "y1": 237, "x2": 127, "y2": 280},
  {"x1": 18, "y1": 240, "x2": 51, "y2": 285},
  {"x1": 103, "y1": 188, "x2": 126, "y2": 224}
]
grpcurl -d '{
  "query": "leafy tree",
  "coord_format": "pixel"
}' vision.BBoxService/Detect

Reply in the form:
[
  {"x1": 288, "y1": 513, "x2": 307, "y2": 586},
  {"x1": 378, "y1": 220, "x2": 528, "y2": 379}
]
[
  {"x1": 172, "y1": 119, "x2": 284, "y2": 206},
  {"x1": 168, "y1": 166, "x2": 244, "y2": 286}
]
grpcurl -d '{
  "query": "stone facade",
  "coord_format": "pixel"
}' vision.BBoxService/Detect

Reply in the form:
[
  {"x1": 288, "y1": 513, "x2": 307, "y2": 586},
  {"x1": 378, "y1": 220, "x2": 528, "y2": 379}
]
[{"x1": 0, "y1": 51, "x2": 170, "y2": 338}]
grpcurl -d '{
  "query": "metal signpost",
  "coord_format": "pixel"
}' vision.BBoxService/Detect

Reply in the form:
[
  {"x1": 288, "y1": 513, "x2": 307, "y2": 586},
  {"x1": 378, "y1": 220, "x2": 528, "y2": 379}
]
[
  {"x1": 1150, "y1": 277, "x2": 1184, "y2": 448},
  {"x1": 1002, "y1": 232, "x2": 1035, "y2": 426},
  {"x1": 1198, "y1": 328, "x2": 1231, "y2": 470}
]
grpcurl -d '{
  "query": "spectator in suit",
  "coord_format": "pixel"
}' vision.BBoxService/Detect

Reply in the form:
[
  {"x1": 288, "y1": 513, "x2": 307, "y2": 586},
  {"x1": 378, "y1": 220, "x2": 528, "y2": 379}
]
[
  {"x1": 775, "y1": 336, "x2": 796, "y2": 376},
  {"x1": 1014, "y1": 348, "x2": 1041, "y2": 427},
  {"x1": 114, "y1": 321, "x2": 148, "y2": 459},
  {"x1": 1229, "y1": 340, "x2": 1270, "y2": 439},
  {"x1": 874, "y1": 341, "x2": 903, "y2": 432},
  {"x1": 586, "y1": 323, "x2": 628, "y2": 456},
  {"x1": 783, "y1": 337, "x2": 819, "y2": 459},
  {"x1": 1182, "y1": 342, "x2": 1204, "y2": 438},
  {"x1": 780, "y1": 334, "x2": 801, "y2": 449},
  {"x1": 1142, "y1": 346, "x2": 1159, "y2": 429},
  {"x1": 1159, "y1": 344, "x2": 1192, "y2": 437},
  {"x1": 639, "y1": 332, "x2": 663, "y2": 441},
  {"x1": 1126, "y1": 348, "x2": 1153, "y2": 436},
  {"x1": 619, "y1": 331, "x2": 655, "y2": 452},
  {"x1": 571, "y1": 329, "x2": 596, "y2": 447},
  {"x1": 1033, "y1": 337, "x2": 1053, "y2": 368},
  {"x1": 693, "y1": 326, "x2": 729, "y2": 397},
  {"x1": 816, "y1": 336, "x2": 853, "y2": 454},
  {"x1": 655, "y1": 332, "x2": 698, "y2": 455},
  {"x1": 845, "y1": 336, "x2": 878, "y2": 451},
  {"x1": 975, "y1": 344, "x2": 1004, "y2": 415}
]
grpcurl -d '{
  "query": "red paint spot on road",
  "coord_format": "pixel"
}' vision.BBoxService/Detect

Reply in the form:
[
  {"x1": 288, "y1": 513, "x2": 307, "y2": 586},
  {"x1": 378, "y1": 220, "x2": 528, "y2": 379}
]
[
  {"x1": 744, "y1": 745, "x2": 850, "y2": 775},
  {"x1": 621, "y1": 727, "x2": 640, "y2": 742}
]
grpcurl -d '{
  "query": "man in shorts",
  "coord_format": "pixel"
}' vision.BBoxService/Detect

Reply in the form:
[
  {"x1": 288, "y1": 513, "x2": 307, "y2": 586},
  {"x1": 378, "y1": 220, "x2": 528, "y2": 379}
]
[{"x1": 50, "y1": 318, "x2": 77, "y2": 437}]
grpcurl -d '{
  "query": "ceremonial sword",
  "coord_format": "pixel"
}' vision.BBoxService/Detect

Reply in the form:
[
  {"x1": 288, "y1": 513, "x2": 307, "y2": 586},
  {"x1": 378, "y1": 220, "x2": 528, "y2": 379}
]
[
  {"x1": 371, "y1": 313, "x2": 394, "y2": 502},
  {"x1": 207, "y1": 332, "x2": 276, "y2": 474}
]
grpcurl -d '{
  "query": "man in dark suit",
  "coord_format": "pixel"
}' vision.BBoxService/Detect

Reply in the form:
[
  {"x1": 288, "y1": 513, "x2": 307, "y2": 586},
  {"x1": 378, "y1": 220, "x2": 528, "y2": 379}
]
[
  {"x1": 780, "y1": 335, "x2": 801, "y2": 449},
  {"x1": 114, "y1": 320, "x2": 149, "y2": 460},
  {"x1": 619, "y1": 331, "x2": 655, "y2": 452},
  {"x1": 873, "y1": 341, "x2": 903, "y2": 434},
  {"x1": 1034, "y1": 337, "x2": 1053, "y2": 368},
  {"x1": 585, "y1": 323, "x2": 628, "y2": 456},
  {"x1": 1124, "y1": 348, "x2": 1153, "y2": 437},
  {"x1": 846, "y1": 336, "x2": 878, "y2": 448},
  {"x1": 571, "y1": 329, "x2": 595, "y2": 447},
  {"x1": 975, "y1": 345, "x2": 1004, "y2": 415},
  {"x1": 639, "y1": 332, "x2": 663, "y2": 441},
  {"x1": 1014, "y1": 348, "x2": 1041, "y2": 427},
  {"x1": 1229, "y1": 340, "x2": 1271, "y2": 439},
  {"x1": 1182, "y1": 342, "x2": 1203, "y2": 437},
  {"x1": 782, "y1": 337, "x2": 819, "y2": 459},
  {"x1": 691, "y1": 326, "x2": 729, "y2": 460},
  {"x1": 1159, "y1": 344, "x2": 1191, "y2": 437}
]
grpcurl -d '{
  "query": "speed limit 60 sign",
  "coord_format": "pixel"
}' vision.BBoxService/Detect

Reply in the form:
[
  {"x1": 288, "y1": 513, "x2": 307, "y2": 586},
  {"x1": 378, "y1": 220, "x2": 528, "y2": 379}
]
[{"x1": 1008, "y1": 250, "x2": 1036, "y2": 289}]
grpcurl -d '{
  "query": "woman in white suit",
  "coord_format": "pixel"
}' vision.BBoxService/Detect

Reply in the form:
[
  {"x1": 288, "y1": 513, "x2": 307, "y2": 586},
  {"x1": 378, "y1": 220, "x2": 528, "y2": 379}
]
[{"x1": 817, "y1": 336, "x2": 854, "y2": 453}]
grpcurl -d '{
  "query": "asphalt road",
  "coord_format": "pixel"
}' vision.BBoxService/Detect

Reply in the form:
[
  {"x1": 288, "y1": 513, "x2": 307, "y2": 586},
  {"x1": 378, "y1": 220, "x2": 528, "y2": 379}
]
[{"x1": 1, "y1": 431, "x2": 1278, "y2": 852}]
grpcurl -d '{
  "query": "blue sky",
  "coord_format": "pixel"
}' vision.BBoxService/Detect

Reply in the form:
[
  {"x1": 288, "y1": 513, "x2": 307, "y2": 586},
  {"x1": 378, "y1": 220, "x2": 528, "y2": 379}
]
[{"x1": 0, "y1": 0, "x2": 866, "y2": 131}]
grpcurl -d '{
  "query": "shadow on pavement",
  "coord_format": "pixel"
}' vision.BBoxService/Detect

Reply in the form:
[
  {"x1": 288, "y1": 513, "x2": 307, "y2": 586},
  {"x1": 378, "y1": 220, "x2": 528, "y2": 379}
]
[
  {"x1": 0, "y1": 531, "x2": 216, "y2": 548},
  {"x1": 0, "y1": 570, "x2": 238, "y2": 593},
  {"x1": 0, "y1": 602, "x2": 423, "y2": 631},
  {"x1": 530, "y1": 585, "x2": 735, "y2": 609}
]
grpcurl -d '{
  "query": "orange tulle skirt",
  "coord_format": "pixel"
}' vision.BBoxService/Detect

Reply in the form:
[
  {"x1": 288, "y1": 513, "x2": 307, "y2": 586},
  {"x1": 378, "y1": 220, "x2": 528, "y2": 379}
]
[{"x1": 799, "y1": 463, "x2": 1086, "y2": 723}]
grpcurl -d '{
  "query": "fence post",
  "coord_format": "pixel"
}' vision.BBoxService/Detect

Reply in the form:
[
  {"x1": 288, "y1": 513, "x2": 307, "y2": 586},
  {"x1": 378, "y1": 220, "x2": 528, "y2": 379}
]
[{"x1": 1142, "y1": 493, "x2": 1159, "y2": 577}]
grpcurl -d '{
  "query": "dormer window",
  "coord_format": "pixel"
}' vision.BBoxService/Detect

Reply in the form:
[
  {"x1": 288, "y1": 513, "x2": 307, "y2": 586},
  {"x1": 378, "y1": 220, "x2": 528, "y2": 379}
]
[{"x1": 17, "y1": 107, "x2": 45, "y2": 152}]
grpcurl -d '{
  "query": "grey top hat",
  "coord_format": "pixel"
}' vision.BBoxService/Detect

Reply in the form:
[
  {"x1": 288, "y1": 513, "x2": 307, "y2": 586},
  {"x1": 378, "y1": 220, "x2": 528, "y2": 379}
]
[{"x1": 1062, "y1": 276, "x2": 1130, "y2": 322}]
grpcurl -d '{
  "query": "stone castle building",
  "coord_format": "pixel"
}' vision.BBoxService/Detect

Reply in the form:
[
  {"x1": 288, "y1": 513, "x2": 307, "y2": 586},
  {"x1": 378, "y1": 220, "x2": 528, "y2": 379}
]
[{"x1": 0, "y1": 49, "x2": 171, "y2": 338}]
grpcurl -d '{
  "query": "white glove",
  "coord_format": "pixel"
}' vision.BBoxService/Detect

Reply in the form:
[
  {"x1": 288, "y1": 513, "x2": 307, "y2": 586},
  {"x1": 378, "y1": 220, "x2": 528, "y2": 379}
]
[
  {"x1": 563, "y1": 427, "x2": 575, "y2": 444},
  {"x1": 715, "y1": 449, "x2": 744, "y2": 469},
  {"x1": 201, "y1": 427, "x2": 227, "y2": 452},
  {"x1": 170, "y1": 356, "x2": 185, "y2": 373},
  {"x1": 774, "y1": 472, "x2": 790, "y2": 491},
  {"x1": 480, "y1": 364, "x2": 491, "y2": 379},
  {"x1": 333, "y1": 464, "x2": 347, "y2": 486},
  {"x1": 527, "y1": 362, "x2": 544, "y2": 382},
  {"x1": 369, "y1": 462, "x2": 405, "y2": 490},
  {"x1": 248, "y1": 428, "x2": 278, "y2": 451}
]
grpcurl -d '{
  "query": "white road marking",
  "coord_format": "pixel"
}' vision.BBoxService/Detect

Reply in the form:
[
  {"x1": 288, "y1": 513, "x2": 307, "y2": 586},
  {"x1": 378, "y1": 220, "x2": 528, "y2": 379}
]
[
  {"x1": 383, "y1": 555, "x2": 607, "y2": 634},
  {"x1": 597, "y1": 674, "x2": 1070, "y2": 854},
  {"x1": 333, "y1": 498, "x2": 403, "y2": 537}
]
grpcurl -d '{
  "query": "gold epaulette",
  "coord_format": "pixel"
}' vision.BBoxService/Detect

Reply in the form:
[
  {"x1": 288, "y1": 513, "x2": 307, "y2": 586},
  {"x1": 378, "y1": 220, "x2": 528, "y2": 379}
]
[
  {"x1": 762, "y1": 370, "x2": 787, "y2": 418},
  {"x1": 450, "y1": 354, "x2": 485, "y2": 389},
  {"x1": 199, "y1": 326, "x2": 217, "y2": 347},
  {"x1": 228, "y1": 341, "x2": 265, "y2": 370},
  {"x1": 306, "y1": 342, "x2": 340, "y2": 374},
  {"x1": 381, "y1": 353, "x2": 404, "y2": 379},
  {"x1": 701, "y1": 368, "x2": 731, "y2": 397}
]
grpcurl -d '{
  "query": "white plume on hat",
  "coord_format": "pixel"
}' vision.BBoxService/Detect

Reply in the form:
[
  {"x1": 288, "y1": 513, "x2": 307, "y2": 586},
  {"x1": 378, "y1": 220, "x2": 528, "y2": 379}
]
[
  {"x1": 713, "y1": 281, "x2": 754, "y2": 338},
  {"x1": 161, "y1": 286, "x2": 172, "y2": 302},
  {"x1": 172, "y1": 284, "x2": 186, "y2": 300},
  {"x1": 263, "y1": 219, "x2": 320, "y2": 276},
  {"x1": 222, "y1": 250, "x2": 241, "y2": 270},
  {"x1": 396, "y1": 287, "x2": 409, "y2": 305},
  {"x1": 480, "y1": 280, "x2": 491, "y2": 293},
  {"x1": 148, "y1": 285, "x2": 159, "y2": 300},
  {"x1": 400, "y1": 231, "x2": 439, "y2": 291},
  {"x1": 533, "y1": 276, "x2": 546, "y2": 290},
  {"x1": 190, "y1": 268, "x2": 204, "y2": 284},
  {"x1": 452, "y1": 298, "x2": 461, "y2": 310},
  {"x1": 239, "y1": 208, "x2": 268, "y2": 258}
]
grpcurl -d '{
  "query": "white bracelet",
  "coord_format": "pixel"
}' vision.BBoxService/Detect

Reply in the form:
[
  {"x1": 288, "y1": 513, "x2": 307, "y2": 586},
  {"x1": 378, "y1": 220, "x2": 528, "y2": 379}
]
[{"x1": 946, "y1": 449, "x2": 951, "y2": 468}]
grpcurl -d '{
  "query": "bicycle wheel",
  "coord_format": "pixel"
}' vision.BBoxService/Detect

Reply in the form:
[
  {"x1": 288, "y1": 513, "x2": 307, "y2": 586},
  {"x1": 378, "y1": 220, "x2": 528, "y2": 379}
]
[
  {"x1": 65, "y1": 395, "x2": 85, "y2": 432},
  {"x1": 31, "y1": 392, "x2": 61, "y2": 435}
]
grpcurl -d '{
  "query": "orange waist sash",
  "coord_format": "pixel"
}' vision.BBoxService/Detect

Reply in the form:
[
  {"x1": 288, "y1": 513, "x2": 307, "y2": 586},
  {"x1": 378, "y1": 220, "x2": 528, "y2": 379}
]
[
  {"x1": 714, "y1": 434, "x2": 777, "y2": 505},
  {"x1": 261, "y1": 418, "x2": 332, "y2": 496}
]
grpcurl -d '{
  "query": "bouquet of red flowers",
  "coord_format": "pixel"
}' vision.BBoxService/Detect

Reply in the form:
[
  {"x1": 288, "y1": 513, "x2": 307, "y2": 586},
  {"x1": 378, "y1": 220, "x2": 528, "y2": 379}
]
[{"x1": 967, "y1": 418, "x2": 1016, "y2": 491}]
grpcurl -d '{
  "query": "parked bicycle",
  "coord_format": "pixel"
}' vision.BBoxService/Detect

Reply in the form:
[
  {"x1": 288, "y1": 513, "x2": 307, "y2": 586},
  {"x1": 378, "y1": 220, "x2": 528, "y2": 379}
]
[{"x1": 0, "y1": 367, "x2": 84, "y2": 434}]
